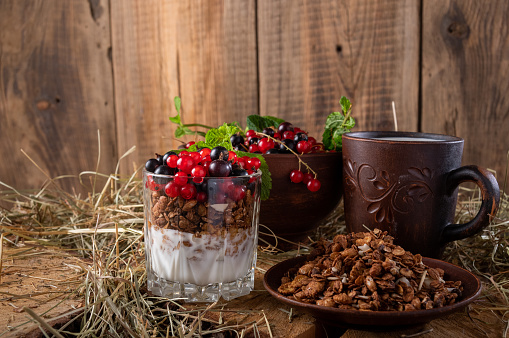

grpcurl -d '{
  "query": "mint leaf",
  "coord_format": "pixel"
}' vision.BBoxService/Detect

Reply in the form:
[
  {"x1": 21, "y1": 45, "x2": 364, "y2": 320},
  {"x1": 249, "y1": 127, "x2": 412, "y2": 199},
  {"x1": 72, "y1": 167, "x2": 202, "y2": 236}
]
[
  {"x1": 205, "y1": 123, "x2": 243, "y2": 150},
  {"x1": 236, "y1": 151, "x2": 272, "y2": 201},
  {"x1": 322, "y1": 97, "x2": 355, "y2": 150},
  {"x1": 174, "y1": 96, "x2": 181, "y2": 113},
  {"x1": 169, "y1": 114, "x2": 181, "y2": 124},
  {"x1": 186, "y1": 141, "x2": 210, "y2": 152},
  {"x1": 264, "y1": 115, "x2": 285, "y2": 127},
  {"x1": 169, "y1": 96, "x2": 183, "y2": 127},
  {"x1": 246, "y1": 115, "x2": 285, "y2": 132},
  {"x1": 175, "y1": 126, "x2": 186, "y2": 138},
  {"x1": 339, "y1": 96, "x2": 351, "y2": 114}
]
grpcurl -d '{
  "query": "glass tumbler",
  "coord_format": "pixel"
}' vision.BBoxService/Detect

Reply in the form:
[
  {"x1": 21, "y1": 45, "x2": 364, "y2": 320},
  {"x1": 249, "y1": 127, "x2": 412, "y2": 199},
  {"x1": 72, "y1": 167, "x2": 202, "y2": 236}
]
[{"x1": 143, "y1": 169, "x2": 261, "y2": 302}]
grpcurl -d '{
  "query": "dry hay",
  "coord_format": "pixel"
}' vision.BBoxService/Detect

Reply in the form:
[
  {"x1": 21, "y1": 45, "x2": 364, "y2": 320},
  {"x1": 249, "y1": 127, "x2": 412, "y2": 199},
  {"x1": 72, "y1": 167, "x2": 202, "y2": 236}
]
[{"x1": 0, "y1": 158, "x2": 508, "y2": 337}]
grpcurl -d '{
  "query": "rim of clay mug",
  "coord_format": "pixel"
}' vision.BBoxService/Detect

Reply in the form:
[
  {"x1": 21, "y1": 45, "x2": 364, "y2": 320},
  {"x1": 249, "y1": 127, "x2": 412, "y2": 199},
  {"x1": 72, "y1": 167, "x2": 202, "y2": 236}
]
[{"x1": 343, "y1": 131, "x2": 463, "y2": 144}]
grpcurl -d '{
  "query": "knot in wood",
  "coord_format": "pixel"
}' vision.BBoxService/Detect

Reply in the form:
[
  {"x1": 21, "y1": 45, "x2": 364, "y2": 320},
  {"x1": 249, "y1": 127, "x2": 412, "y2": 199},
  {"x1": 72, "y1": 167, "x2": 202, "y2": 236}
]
[
  {"x1": 447, "y1": 22, "x2": 469, "y2": 39},
  {"x1": 36, "y1": 100, "x2": 50, "y2": 110}
]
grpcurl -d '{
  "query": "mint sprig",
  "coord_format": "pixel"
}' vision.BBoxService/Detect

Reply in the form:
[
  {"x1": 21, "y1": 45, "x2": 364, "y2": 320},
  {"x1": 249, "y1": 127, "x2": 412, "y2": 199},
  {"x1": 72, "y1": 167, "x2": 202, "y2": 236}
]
[
  {"x1": 169, "y1": 96, "x2": 211, "y2": 138},
  {"x1": 205, "y1": 123, "x2": 243, "y2": 151},
  {"x1": 246, "y1": 115, "x2": 285, "y2": 132},
  {"x1": 235, "y1": 151, "x2": 272, "y2": 201},
  {"x1": 322, "y1": 96, "x2": 355, "y2": 150}
]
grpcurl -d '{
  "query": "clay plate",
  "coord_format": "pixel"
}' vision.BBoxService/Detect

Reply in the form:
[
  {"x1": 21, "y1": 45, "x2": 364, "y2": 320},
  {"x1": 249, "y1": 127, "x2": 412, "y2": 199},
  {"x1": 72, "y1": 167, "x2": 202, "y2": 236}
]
[{"x1": 263, "y1": 256, "x2": 481, "y2": 331}]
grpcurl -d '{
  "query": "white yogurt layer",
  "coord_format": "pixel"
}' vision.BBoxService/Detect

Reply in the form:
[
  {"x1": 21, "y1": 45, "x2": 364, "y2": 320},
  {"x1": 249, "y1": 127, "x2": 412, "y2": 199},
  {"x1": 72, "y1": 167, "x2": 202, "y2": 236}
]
[{"x1": 148, "y1": 226, "x2": 256, "y2": 286}]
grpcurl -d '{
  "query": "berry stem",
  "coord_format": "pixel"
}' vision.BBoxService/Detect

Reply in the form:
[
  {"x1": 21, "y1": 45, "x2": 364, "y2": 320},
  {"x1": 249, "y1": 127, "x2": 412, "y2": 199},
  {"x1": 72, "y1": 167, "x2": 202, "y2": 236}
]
[{"x1": 256, "y1": 132, "x2": 317, "y2": 178}]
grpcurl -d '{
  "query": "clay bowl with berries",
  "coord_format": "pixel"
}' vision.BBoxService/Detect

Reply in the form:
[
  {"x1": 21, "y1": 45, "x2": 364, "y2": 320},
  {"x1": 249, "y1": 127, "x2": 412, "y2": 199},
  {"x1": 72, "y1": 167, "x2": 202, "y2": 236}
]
[{"x1": 259, "y1": 151, "x2": 343, "y2": 247}]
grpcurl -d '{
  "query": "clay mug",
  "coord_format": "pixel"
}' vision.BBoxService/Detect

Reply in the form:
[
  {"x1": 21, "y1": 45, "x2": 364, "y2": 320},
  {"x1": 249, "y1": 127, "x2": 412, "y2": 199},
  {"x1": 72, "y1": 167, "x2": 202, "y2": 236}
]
[{"x1": 342, "y1": 131, "x2": 500, "y2": 258}]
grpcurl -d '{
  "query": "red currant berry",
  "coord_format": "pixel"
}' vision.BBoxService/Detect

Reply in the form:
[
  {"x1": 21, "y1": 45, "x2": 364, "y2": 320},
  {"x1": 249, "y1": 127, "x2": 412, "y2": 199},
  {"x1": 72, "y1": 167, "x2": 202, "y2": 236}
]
[
  {"x1": 296, "y1": 140, "x2": 311, "y2": 154},
  {"x1": 290, "y1": 169, "x2": 304, "y2": 183},
  {"x1": 174, "y1": 171, "x2": 188, "y2": 185},
  {"x1": 202, "y1": 161, "x2": 211, "y2": 173},
  {"x1": 177, "y1": 156, "x2": 195, "y2": 174},
  {"x1": 167, "y1": 154, "x2": 179, "y2": 168},
  {"x1": 196, "y1": 191, "x2": 207, "y2": 203},
  {"x1": 189, "y1": 151, "x2": 202, "y2": 164},
  {"x1": 311, "y1": 143, "x2": 325, "y2": 153},
  {"x1": 246, "y1": 157, "x2": 261, "y2": 170},
  {"x1": 185, "y1": 141, "x2": 195, "y2": 149},
  {"x1": 232, "y1": 185, "x2": 246, "y2": 201},
  {"x1": 237, "y1": 157, "x2": 246, "y2": 169},
  {"x1": 293, "y1": 127, "x2": 303, "y2": 134},
  {"x1": 258, "y1": 138, "x2": 275, "y2": 153},
  {"x1": 246, "y1": 170, "x2": 256, "y2": 183},
  {"x1": 246, "y1": 129, "x2": 257, "y2": 138},
  {"x1": 146, "y1": 175, "x2": 156, "y2": 190},
  {"x1": 202, "y1": 154, "x2": 211, "y2": 163},
  {"x1": 180, "y1": 183, "x2": 197, "y2": 199},
  {"x1": 164, "y1": 181, "x2": 180, "y2": 197},
  {"x1": 228, "y1": 151, "x2": 237, "y2": 163},
  {"x1": 248, "y1": 144, "x2": 260, "y2": 153},
  {"x1": 307, "y1": 136, "x2": 317, "y2": 146},
  {"x1": 282, "y1": 131, "x2": 295, "y2": 140},
  {"x1": 273, "y1": 132, "x2": 281, "y2": 140},
  {"x1": 191, "y1": 165, "x2": 207, "y2": 183},
  {"x1": 199, "y1": 147, "x2": 211, "y2": 158},
  {"x1": 303, "y1": 173, "x2": 314, "y2": 185},
  {"x1": 307, "y1": 178, "x2": 321, "y2": 192},
  {"x1": 223, "y1": 180, "x2": 236, "y2": 194},
  {"x1": 178, "y1": 150, "x2": 189, "y2": 157}
]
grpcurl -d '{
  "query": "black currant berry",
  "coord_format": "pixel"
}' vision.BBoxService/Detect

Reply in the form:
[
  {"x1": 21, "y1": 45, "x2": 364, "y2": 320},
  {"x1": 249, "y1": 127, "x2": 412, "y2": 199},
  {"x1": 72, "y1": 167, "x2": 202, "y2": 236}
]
[
  {"x1": 145, "y1": 158, "x2": 160, "y2": 172},
  {"x1": 249, "y1": 137, "x2": 259, "y2": 145},
  {"x1": 210, "y1": 146, "x2": 229, "y2": 161},
  {"x1": 154, "y1": 165, "x2": 172, "y2": 184},
  {"x1": 208, "y1": 160, "x2": 232, "y2": 177},
  {"x1": 231, "y1": 168, "x2": 248, "y2": 177},
  {"x1": 234, "y1": 143, "x2": 249, "y2": 152},
  {"x1": 294, "y1": 132, "x2": 308, "y2": 143},
  {"x1": 230, "y1": 134, "x2": 245, "y2": 146},
  {"x1": 262, "y1": 127, "x2": 275, "y2": 137},
  {"x1": 265, "y1": 148, "x2": 280, "y2": 154},
  {"x1": 246, "y1": 182, "x2": 255, "y2": 193},
  {"x1": 277, "y1": 122, "x2": 294, "y2": 134},
  {"x1": 279, "y1": 139, "x2": 296, "y2": 153},
  {"x1": 155, "y1": 153, "x2": 164, "y2": 165},
  {"x1": 154, "y1": 165, "x2": 172, "y2": 176}
]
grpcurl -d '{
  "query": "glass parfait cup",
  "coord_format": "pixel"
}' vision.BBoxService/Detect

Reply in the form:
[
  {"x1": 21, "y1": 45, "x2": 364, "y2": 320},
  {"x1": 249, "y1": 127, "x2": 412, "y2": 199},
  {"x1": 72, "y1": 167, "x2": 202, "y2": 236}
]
[{"x1": 143, "y1": 169, "x2": 261, "y2": 302}]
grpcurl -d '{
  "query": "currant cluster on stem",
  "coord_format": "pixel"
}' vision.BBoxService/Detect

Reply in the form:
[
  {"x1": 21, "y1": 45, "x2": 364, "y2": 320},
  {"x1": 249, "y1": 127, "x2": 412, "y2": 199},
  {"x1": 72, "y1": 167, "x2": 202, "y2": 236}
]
[
  {"x1": 144, "y1": 145, "x2": 260, "y2": 201},
  {"x1": 231, "y1": 121, "x2": 325, "y2": 192}
]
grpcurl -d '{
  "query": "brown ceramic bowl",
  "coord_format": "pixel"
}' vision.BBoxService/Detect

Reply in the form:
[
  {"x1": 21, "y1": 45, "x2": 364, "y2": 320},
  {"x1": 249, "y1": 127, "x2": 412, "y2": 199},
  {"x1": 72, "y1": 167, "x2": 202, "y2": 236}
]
[
  {"x1": 263, "y1": 256, "x2": 481, "y2": 333},
  {"x1": 260, "y1": 152, "x2": 343, "y2": 246}
]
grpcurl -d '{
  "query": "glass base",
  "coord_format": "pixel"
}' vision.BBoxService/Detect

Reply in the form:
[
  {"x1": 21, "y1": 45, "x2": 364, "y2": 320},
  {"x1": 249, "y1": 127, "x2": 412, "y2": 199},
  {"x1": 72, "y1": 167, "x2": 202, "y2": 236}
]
[{"x1": 147, "y1": 268, "x2": 255, "y2": 302}]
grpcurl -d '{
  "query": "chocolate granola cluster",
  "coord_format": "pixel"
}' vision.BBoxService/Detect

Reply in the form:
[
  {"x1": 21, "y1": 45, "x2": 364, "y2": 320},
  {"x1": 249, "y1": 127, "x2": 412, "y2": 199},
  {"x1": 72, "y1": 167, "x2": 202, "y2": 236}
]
[
  {"x1": 150, "y1": 189, "x2": 255, "y2": 236},
  {"x1": 278, "y1": 229, "x2": 463, "y2": 311}
]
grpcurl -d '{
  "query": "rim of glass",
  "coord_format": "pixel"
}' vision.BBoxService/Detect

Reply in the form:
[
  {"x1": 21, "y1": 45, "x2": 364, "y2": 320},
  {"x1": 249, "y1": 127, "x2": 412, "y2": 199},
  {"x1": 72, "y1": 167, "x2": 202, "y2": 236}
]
[{"x1": 143, "y1": 168, "x2": 262, "y2": 179}]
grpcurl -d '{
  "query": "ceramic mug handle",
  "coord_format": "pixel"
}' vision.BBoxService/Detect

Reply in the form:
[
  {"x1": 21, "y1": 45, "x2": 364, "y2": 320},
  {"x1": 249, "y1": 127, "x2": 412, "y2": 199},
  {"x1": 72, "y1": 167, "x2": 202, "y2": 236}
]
[{"x1": 443, "y1": 165, "x2": 500, "y2": 243}]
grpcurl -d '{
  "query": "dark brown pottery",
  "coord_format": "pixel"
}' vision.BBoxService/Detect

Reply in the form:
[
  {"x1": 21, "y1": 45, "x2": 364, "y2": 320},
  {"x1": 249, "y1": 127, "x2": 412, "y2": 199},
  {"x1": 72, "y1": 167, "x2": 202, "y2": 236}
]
[
  {"x1": 342, "y1": 131, "x2": 500, "y2": 258},
  {"x1": 260, "y1": 152, "x2": 343, "y2": 246},
  {"x1": 263, "y1": 255, "x2": 481, "y2": 335}
]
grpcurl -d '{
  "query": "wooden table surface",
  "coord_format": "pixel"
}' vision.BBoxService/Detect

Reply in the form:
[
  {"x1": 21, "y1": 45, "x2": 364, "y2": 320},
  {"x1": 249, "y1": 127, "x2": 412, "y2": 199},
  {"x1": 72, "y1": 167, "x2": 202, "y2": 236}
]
[
  {"x1": 0, "y1": 247, "x2": 504, "y2": 337},
  {"x1": 208, "y1": 262, "x2": 505, "y2": 338}
]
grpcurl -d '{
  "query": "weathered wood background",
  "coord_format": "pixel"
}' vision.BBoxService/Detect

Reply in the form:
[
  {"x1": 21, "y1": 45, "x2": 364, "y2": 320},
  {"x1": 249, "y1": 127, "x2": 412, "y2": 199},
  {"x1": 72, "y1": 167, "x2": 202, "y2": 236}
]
[{"x1": 1, "y1": 0, "x2": 508, "y2": 193}]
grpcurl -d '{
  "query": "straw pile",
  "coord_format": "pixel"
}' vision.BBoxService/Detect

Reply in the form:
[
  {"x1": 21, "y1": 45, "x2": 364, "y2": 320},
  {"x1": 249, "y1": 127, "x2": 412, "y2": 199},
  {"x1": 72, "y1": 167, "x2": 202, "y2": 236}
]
[{"x1": 0, "y1": 160, "x2": 508, "y2": 337}]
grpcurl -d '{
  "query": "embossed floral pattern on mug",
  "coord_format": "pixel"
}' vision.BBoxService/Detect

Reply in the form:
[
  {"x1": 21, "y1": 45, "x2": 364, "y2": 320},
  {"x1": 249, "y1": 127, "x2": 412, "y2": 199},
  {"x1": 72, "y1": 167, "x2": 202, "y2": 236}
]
[{"x1": 344, "y1": 159, "x2": 434, "y2": 223}]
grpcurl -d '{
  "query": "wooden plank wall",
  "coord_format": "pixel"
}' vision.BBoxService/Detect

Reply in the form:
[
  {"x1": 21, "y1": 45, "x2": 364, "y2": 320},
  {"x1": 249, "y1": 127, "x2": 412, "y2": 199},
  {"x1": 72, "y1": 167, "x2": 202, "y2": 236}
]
[
  {"x1": 0, "y1": 0, "x2": 116, "y2": 193},
  {"x1": 0, "y1": 0, "x2": 508, "y2": 193}
]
